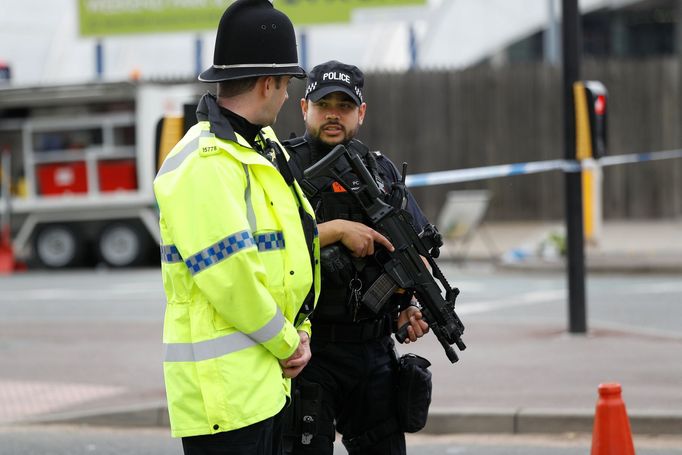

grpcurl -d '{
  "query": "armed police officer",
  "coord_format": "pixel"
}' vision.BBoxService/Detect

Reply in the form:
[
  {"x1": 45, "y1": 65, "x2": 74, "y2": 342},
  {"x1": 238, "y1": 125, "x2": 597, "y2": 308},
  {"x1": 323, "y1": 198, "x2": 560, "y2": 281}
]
[{"x1": 283, "y1": 60, "x2": 431, "y2": 455}]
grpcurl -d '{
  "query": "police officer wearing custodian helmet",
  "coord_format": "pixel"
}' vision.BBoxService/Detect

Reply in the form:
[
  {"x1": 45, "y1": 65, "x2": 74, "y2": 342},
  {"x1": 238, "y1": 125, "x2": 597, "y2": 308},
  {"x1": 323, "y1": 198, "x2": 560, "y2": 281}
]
[
  {"x1": 154, "y1": 1, "x2": 392, "y2": 454},
  {"x1": 155, "y1": 0, "x2": 317, "y2": 453}
]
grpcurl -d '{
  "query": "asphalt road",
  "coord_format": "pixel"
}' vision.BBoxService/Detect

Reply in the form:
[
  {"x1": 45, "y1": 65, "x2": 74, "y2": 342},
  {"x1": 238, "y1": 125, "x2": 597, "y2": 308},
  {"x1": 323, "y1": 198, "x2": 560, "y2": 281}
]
[{"x1": 2, "y1": 265, "x2": 680, "y2": 337}]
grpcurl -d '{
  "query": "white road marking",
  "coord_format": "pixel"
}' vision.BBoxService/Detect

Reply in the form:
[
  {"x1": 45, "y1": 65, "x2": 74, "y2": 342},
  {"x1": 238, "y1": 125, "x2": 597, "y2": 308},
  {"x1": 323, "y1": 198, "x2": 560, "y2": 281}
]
[{"x1": 458, "y1": 289, "x2": 565, "y2": 315}]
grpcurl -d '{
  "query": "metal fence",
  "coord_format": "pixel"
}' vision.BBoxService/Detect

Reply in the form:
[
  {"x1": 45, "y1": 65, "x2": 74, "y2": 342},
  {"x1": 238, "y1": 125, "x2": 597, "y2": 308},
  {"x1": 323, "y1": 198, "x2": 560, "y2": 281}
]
[{"x1": 273, "y1": 58, "x2": 682, "y2": 222}]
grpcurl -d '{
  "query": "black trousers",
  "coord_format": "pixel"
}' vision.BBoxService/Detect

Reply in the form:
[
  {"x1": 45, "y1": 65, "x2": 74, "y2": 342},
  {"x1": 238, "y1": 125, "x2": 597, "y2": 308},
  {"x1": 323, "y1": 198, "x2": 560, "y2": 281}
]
[
  {"x1": 284, "y1": 336, "x2": 406, "y2": 455},
  {"x1": 182, "y1": 407, "x2": 285, "y2": 455}
]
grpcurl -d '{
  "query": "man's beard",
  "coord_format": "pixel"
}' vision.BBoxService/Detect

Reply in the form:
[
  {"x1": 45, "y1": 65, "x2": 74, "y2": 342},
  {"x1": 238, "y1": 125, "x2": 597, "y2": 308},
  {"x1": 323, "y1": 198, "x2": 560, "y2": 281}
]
[{"x1": 307, "y1": 122, "x2": 358, "y2": 154}]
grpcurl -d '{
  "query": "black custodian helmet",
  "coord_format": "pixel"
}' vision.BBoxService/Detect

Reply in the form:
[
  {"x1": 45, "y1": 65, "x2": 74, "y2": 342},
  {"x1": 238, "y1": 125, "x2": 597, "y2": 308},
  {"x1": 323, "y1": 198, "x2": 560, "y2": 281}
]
[{"x1": 198, "y1": 0, "x2": 306, "y2": 82}]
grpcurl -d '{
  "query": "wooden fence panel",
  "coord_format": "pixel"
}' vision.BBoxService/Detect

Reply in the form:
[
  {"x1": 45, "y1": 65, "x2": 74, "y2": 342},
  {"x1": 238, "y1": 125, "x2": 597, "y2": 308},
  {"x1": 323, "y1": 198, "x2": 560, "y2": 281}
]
[{"x1": 273, "y1": 59, "x2": 682, "y2": 222}]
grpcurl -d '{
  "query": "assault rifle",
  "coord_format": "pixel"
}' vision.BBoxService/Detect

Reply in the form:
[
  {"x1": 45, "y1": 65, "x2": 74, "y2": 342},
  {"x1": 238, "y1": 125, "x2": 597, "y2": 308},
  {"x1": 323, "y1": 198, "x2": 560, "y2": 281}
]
[{"x1": 303, "y1": 143, "x2": 466, "y2": 363}]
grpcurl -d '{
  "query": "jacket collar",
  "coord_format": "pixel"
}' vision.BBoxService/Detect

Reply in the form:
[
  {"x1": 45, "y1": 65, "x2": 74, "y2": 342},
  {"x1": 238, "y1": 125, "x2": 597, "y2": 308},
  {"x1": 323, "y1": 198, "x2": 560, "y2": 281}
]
[
  {"x1": 197, "y1": 93, "x2": 284, "y2": 167},
  {"x1": 196, "y1": 92, "x2": 239, "y2": 142}
]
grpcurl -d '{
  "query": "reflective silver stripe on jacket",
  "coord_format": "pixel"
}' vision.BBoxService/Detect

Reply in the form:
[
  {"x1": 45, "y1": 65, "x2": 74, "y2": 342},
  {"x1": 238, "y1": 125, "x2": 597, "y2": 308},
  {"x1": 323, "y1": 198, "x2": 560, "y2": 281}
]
[
  {"x1": 164, "y1": 308, "x2": 287, "y2": 362},
  {"x1": 155, "y1": 130, "x2": 215, "y2": 179},
  {"x1": 243, "y1": 163, "x2": 257, "y2": 231}
]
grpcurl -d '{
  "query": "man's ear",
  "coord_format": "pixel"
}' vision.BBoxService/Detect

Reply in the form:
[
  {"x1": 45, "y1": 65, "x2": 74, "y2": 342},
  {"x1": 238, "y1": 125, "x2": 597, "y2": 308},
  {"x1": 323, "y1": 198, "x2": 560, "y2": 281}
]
[
  {"x1": 258, "y1": 76, "x2": 274, "y2": 96},
  {"x1": 358, "y1": 102, "x2": 367, "y2": 125},
  {"x1": 300, "y1": 98, "x2": 308, "y2": 121}
]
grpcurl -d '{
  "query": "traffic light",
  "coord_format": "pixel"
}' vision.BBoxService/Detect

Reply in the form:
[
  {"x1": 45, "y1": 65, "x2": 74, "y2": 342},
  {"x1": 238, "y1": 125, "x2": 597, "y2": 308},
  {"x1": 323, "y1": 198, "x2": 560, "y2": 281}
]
[
  {"x1": 573, "y1": 80, "x2": 608, "y2": 244},
  {"x1": 573, "y1": 80, "x2": 608, "y2": 159}
]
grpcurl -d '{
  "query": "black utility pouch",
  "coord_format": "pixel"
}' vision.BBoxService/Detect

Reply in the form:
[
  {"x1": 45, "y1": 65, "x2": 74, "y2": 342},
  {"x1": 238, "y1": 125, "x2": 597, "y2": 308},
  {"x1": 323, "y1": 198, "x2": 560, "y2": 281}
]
[
  {"x1": 320, "y1": 244, "x2": 356, "y2": 287},
  {"x1": 397, "y1": 353, "x2": 432, "y2": 433},
  {"x1": 283, "y1": 378, "x2": 322, "y2": 451}
]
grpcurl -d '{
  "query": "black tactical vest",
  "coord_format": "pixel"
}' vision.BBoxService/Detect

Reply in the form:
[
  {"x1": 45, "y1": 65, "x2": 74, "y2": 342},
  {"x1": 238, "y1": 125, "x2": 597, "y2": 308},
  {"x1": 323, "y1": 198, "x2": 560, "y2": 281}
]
[{"x1": 285, "y1": 136, "x2": 398, "y2": 323}]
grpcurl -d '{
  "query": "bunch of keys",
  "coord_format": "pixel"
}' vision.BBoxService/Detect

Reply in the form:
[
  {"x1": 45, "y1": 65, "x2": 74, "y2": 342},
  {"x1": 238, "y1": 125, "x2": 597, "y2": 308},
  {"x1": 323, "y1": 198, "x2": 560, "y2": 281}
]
[{"x1": 348, "y1": 275, "x2": 363, "y2": 321}]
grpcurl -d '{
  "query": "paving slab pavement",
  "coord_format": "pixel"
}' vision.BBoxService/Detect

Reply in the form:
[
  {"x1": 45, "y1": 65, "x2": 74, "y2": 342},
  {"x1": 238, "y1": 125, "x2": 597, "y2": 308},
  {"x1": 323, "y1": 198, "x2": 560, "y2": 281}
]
[{"x1": 444, "y1": 219, "x2": 682, "y2": 273}]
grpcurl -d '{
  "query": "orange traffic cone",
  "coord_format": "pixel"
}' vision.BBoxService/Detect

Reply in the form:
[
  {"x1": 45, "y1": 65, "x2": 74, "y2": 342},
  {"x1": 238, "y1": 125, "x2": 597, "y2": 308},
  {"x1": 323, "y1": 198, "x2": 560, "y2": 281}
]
[{"x1": 591, "y1": 383, "x2": 635, "y2": 455}]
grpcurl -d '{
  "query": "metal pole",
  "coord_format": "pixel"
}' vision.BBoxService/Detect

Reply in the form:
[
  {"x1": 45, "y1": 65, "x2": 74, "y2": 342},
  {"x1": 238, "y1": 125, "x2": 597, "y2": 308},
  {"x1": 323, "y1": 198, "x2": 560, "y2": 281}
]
[
  {"x1": 562, "y1": 0, "x2": 587, "y2": 333},
  {"x1": 677, "y1": 1, "x2": 682, "y2": 177},
  {"x1": 96, "y1": 39, "x2": 104, "y2": 80},
  {"x1": 1, "y1": 148, "x2": 12, "y2": 246},
  {"x1": 195, "y1": 35, "x2": 203, "y2": 78},
  {"x1": 299, "y1": 29, "x2": 308, "y2": 71},
  {"x1": 409, "y1": 23, "x2": 418, "y2": 69},
  {"x1": 1, "y1": 149, "x2": 10, "y2": 228},
  {"x1": 678, "y1": 2, "x2": 682, "y2": 55},
  {"x1": 544, "y1": 0, "x2": 560, "y2": 65}
]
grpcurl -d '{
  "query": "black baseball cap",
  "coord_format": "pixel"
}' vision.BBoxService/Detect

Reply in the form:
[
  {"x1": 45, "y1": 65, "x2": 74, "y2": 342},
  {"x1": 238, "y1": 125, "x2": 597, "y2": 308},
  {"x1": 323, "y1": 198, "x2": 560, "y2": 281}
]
[
  {"x1": 198, "y1": 0, "x2": 305, "y2": 83},
  {"x1": 304, "y1": 60, "x2": 364, "y2": 106}
]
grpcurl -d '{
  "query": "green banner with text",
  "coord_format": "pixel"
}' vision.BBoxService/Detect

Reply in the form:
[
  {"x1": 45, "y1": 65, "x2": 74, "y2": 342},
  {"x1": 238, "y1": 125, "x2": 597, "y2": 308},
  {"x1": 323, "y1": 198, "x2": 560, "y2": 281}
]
[{"x1": 78, "y1": 0, "x2": 426, "y2": 36}]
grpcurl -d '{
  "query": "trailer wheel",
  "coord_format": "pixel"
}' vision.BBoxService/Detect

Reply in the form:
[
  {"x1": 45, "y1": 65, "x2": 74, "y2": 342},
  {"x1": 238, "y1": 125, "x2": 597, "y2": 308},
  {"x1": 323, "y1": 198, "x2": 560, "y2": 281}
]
[
  {"x1": 97, "y1": 222, "x2": 149, "y2": 267},
  {"x1": 33, "y1": 224, "x2": 85, "y2": 268}
]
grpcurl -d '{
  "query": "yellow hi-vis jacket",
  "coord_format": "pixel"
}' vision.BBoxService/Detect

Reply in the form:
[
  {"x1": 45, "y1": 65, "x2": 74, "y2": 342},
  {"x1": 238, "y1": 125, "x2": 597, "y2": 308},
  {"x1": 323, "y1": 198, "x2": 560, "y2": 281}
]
[{"x1": 153, "y1": 94, "x2": 320, "y2": 438}]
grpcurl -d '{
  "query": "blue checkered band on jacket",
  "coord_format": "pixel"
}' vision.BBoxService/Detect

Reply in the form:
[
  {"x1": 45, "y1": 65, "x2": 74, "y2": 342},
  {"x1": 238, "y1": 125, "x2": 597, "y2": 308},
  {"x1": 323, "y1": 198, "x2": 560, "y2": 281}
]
[
  {"x1": 184, "y1": 230, "x2": 255, "y2": 275},
  {"x1": 254, "y1": 231, "x2": 285, "y2": 252},
  {"x1": 160, "y1": 244, "x2": 183, "y2": 263}
]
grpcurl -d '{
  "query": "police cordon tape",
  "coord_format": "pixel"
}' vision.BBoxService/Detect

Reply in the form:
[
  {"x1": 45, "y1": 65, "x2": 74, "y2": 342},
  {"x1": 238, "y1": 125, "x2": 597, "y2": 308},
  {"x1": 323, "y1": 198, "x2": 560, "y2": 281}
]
[{"x1": 404, "y1": 148, "x2": 682, "y2": 187}]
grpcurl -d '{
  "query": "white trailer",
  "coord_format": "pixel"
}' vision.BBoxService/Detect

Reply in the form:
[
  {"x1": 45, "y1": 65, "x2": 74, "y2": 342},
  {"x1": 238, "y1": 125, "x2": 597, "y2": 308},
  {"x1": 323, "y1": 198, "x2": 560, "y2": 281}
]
[{"x1": 0, "y1": 81, "x2": 202, "y2": 268}]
